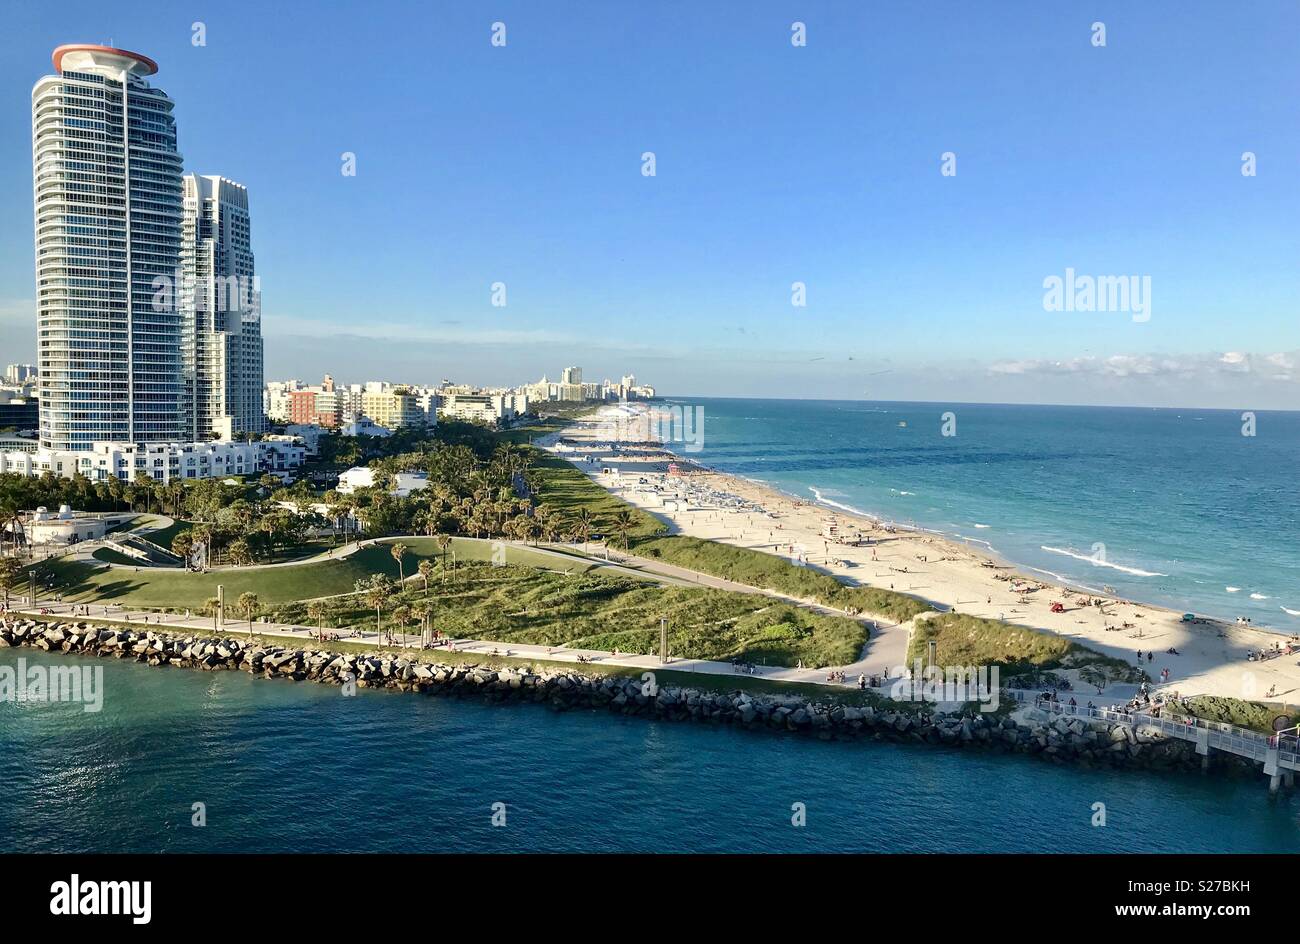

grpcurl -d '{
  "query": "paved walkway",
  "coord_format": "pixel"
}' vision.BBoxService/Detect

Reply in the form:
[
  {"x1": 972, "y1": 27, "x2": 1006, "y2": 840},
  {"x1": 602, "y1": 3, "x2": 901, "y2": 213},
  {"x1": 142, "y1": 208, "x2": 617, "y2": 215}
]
[
  {"x1": 550, "y1": 543, "x2": 914, "y2": 677},
  {"x1": 17, "y1": 599, "x2": 901, "y2": 691},
  {"x1": 22, "y1": 532, "x2": 914, "y2": 689}
]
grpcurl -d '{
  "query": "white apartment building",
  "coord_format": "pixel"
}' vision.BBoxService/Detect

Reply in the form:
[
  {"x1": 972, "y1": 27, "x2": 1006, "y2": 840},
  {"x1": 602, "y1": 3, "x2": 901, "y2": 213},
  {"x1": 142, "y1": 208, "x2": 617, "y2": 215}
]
[
  {"x1": 339, "y1": 418, "x2": 392, "y2": 438},
  {"x1": 0, "y1": 439, "x2": 303, "y2": 483},
  {"x1": 4, "y1": 365, "x2": 37, "y2": 385},
  {"x1": 436, "y1": 392, "x2": 526, "y2": 426},
  {"x1": 33, "y1": 45, "x2": 186, "y2": 450},
  {"x1": 181, "y1": 173, "x2": 266, "y2": 439}
]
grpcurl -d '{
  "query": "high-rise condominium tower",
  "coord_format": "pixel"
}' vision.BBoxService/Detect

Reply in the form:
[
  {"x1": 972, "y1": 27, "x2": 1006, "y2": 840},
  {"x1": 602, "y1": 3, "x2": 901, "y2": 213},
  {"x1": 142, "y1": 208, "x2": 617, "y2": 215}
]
[
  {"x1": 33, "y1": 45, "x2": 185, "y2": 451},
  {"x1": 181, "y1": 174, "x2": 266, "y2": 439}
]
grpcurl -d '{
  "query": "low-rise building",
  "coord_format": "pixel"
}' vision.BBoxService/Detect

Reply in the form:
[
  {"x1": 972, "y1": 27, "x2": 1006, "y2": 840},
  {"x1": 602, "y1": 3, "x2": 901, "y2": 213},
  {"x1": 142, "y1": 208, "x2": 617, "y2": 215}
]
[
  {"x1": 280, "y1": 423, "x2": 324, "y2": 455},
  {"x1": 361, "y1": 389, "x2": 427, "y2": 429},
  {"x1": 336, "y1": 467, "x2": 429, "y2": 497},
  {"x1": 18, "y1": 505, "x2": 109, "y2": 545},
  {"x1": 0, "y1": 440, "x2": 304, "y2": 483},
  {"x1": 340, "y1": 417, "x2": 393, "y2": 438},
  {"x1": 437, "y1": 392, "x2": 523, "y2": 426}
]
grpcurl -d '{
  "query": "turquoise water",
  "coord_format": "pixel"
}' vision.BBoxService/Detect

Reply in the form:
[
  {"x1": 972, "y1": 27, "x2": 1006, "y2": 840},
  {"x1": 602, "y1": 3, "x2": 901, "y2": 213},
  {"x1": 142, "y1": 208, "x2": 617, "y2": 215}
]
[
  {"x1": 675, "y1": 398, "x2": 1300, "y2": 630},
  {"x1": 2, "y1": 650, "x2": 1298, "y2": 853}
]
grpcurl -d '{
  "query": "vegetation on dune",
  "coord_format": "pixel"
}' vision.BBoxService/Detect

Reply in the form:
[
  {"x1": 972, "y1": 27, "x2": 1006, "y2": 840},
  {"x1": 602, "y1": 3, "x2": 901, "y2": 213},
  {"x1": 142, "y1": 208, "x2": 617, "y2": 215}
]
[
  {"x1": 906, "y1": 612, "x2": 1144, "y2": 682},
  {"x1": 264, "y1": 560, "x2": 867, "y2": 669},
  {"x1": 1164, "y1": 695, "x2": 1300, "y2": 735},
  {"x1": 629, "y1": 535, "x2": 932, "y2": 623},
  {"x1": 514, "y1": 450, "x2": 928, "y2": 622},
  {"x1": 527, "y1": 451, "x2": 666, "y2": 539}
]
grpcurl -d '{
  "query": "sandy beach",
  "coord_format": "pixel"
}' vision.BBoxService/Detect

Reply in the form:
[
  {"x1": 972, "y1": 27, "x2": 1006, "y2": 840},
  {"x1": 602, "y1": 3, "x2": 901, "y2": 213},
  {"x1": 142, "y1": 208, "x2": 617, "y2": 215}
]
[{"x1": 541, "y1": 412, "x2": 1300, "y2": 705}]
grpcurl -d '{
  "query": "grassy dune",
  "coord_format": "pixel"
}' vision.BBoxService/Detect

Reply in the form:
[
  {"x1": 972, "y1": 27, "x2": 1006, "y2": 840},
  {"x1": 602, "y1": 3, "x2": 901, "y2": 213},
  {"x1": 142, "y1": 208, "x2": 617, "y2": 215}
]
[
  {"x1": 906, "y1": 612, "x2": 1142, "y2": 681},
  {"x1": 529, "y1": 451, "x2": 667, "y2": 539},
  {"x1": 272, "y1": 561, "x2": 868, "y2": 668},
  {"x1": 631, "y1": 535, "x2": 933, "y2": 623},
  {"x1": 1165, "y1": 695, "x2": 1300, "y2": 734}
]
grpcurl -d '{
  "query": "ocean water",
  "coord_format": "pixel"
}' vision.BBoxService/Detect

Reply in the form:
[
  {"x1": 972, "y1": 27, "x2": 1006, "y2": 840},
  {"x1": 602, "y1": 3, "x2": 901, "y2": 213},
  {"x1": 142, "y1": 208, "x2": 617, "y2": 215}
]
[
  {"x1": 669, "y1": 398, "x2": 1300, "y2": 630},
  {"x1": 2, "y1": 650, "x2": 1298, "y2": 853}
]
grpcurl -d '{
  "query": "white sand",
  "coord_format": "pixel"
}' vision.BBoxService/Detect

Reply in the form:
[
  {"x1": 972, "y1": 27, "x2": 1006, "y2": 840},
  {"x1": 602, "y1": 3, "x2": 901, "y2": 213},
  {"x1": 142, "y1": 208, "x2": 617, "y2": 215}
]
[{"x1": 542, "y1": 416, "x2": 1300, "y2": 705}]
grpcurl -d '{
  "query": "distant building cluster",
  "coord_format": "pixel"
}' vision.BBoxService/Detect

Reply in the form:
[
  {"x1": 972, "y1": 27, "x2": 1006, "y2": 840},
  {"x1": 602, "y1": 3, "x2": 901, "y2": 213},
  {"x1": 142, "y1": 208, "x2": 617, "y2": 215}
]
[
  {"x1": 521, "y1": 368, "x2": 656, "y2": 404},
  {"x1": 262, "y1": 365, "x2": 655, "y2": 440}
]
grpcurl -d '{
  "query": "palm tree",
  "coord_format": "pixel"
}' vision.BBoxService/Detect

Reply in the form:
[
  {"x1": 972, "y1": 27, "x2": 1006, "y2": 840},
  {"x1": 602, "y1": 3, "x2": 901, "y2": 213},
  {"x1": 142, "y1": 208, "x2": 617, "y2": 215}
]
[
  {"x1": 166, "y1": 479, "x2": 186, "y2": 517},
  {"x1": 435, "y1": 533, "x2": 452, "y2": 584},
  {"x1": 418, "y1": 558, "x2": 435, "y2": 595},
  {"x1": 364, "y1": 575, "x2": 393, "y2": 648},
  {"x1": 107, "y1": 477, "x2": 126, "y2": 511},
  {"x1": 576, "y1": 508, "x2": 594, "y2": 551},
  {"x1": 171, "y1": 531, "x2": 194, "y2": 568},
  {"x1": 410, "y1": 600, "x2": 431, "y2": 647},
  {"x1": 306, "y1": 600, "x2": 327, "y2": 637},
  {"x1": 612, "y1": 510, "x2": 634, "y2": 550},
  {"x1": 0, "y1": 504, "x2": 24, "y2": 557},
  {"x1": 0, "y1": 556, "x2": 24, "y2": 608},
  {"x1": 390, "y1": 542, "x2": 408, "y2": 583},
  {"x1": 391, "y1": 605, "x2": 412, "y2": 647},
  {"x1": 327, "y1": 499, "x2": 351, "y2": 545},
  {"x1": 237, "y1": 592, "x2": 259, "y2": 636}
]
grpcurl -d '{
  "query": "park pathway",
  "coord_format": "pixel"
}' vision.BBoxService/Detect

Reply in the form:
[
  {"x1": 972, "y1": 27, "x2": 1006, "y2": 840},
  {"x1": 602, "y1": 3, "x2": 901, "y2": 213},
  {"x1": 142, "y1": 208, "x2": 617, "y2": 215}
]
[{"x1": 17, "y1": 598, "x2": 902, "y2": 691}]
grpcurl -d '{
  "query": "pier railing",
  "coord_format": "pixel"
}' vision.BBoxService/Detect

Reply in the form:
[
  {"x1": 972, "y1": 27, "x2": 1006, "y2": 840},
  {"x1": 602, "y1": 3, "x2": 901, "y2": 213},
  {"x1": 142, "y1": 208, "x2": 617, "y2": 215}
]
[{"x1": 1005, "y1": 689, "x2": 1300, "y2": 771}]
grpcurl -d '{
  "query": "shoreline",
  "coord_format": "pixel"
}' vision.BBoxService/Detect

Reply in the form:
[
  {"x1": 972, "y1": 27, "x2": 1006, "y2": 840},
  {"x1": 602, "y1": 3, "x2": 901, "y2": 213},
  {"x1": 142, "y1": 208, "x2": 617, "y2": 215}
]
[
  {"x1": 1, "y1": 615, "x2": 1275, "y2": 783},
  {"x1": 542, "y1": 410, "x2": 1300, "y2": 704}
]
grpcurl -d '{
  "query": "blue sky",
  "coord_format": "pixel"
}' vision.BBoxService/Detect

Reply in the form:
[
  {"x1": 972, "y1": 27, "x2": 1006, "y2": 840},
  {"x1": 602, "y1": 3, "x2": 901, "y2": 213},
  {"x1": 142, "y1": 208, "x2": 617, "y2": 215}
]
[{"x1": 2, "y1": 0, "x2": 1298, "y2": 407}]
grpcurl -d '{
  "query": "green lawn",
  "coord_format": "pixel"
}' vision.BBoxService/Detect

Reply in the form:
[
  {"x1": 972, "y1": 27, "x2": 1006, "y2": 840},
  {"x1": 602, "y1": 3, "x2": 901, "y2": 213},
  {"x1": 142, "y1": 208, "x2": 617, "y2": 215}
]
[
  {"x1": 34, "y1": 538, "x2": 605, "y2": 612},
  {"x1": 141, "y1": 517, "x2": 195, "y2": 549},
  {"x1": 35, "y1": 545, "x2": 402, "y2": 610},
  {"x1": 528, "y1": 449, "x2": 667, "y2": 539},
  {"x1": 494, "y1": 418, "x2": 572, "y2": 445},
  {"x1": 519, "y1": 450, "x2": 928, "y2": 622},
  {"x1": 105, "y1": 515, "x2": 149, "y2": 535},
  {"x1": 91, "y1": 548, "x2": 139, "y2": 566}
]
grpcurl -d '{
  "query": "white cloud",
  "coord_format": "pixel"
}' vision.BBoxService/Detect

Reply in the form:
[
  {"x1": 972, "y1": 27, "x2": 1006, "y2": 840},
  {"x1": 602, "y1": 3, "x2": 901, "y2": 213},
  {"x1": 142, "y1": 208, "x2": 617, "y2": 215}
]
[
  {"x1": 263, "y1": 314, "x2": 656, "y2": 352},
  {"x1": 989, "y1": 351, "x2": 1299, "y2": 383}
]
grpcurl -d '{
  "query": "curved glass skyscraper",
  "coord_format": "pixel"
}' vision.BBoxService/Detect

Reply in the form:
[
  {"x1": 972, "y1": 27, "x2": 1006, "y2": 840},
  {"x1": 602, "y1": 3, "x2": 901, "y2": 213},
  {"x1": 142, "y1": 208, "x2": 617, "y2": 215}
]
[{"x1": 32, "y1": 44, "x2": 185, "y2": 450}]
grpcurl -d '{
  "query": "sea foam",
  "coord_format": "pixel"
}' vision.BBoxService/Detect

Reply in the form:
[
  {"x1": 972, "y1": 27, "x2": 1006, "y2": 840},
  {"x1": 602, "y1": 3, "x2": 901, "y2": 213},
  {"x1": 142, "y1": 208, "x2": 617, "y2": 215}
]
[{"x1": 1039, "y1": 546, "x2": 1167, "y2": 577}]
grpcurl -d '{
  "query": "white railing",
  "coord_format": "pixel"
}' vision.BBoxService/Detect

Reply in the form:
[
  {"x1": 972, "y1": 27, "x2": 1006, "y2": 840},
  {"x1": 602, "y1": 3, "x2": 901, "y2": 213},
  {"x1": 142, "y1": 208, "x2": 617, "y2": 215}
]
[{"x1": 1007, "y1": 688, "x2": 1299, "y2": 770}]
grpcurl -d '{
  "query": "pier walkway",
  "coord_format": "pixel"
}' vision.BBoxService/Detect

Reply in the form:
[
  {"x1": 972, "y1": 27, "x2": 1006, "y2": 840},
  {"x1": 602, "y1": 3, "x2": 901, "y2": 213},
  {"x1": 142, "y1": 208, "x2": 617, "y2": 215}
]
[{"x1": 1008, "y1": 689, "x2": 1300, "y2": 790}]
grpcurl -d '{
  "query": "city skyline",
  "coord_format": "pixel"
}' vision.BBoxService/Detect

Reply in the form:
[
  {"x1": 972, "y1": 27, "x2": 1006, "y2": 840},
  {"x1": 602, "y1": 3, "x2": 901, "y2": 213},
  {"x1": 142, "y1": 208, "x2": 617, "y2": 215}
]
[{"x1": 2, "y1": 2, "x2": 1298, "y2": 409}]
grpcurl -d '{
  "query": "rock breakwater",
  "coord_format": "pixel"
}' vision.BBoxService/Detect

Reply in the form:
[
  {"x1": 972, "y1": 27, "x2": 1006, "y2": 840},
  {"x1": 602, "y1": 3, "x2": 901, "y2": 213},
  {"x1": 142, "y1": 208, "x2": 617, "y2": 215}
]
[{"x1": 0, "y1": 616, "x2": 1252, "y2": 776}]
